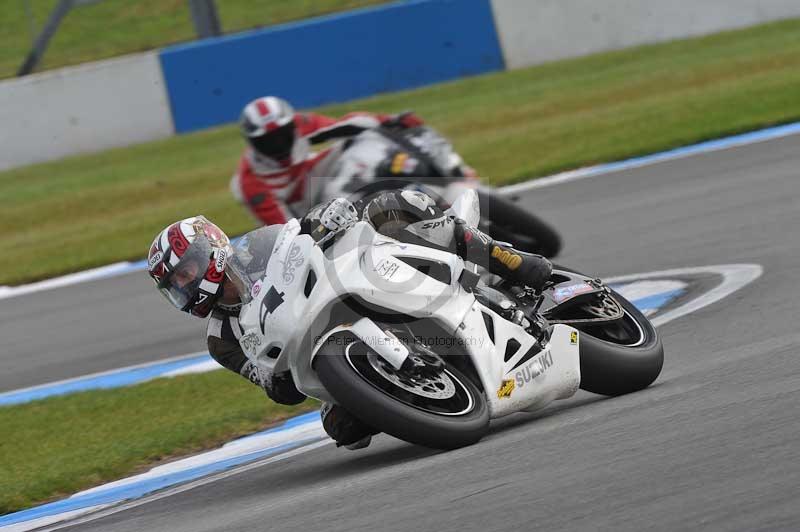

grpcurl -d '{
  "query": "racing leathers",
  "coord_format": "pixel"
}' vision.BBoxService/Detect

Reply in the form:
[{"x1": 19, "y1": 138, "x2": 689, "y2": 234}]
[
  {"x1": 206, "y1": 189, "x2": 552, "y2": 447},
  {"x1": 231, "y1": 111, "x2": 422, "y2": 226}
]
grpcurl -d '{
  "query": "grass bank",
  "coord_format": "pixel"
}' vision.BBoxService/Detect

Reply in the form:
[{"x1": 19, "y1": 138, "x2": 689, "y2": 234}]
[
  {"x1": 0, "y1": 371, "x2": 316, "y2": 515},
  {"x1": 2, "y1": 18, "x2": 800, "y2": 285},
  {"x1": 1, "y1": 0, "x2": 388, "y2": 78}
]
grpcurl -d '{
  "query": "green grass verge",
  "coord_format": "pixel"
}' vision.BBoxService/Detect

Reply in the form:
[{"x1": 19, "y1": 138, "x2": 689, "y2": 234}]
[
  {"x1": 1, "y1": 0, "x2": 388, "y2": 79},
  {"x1": 0, "y1": 370, "x2": 317, "y2": 515},
  {"x1": 3, "y1": 18, "x2": 800, "y2": 285}
]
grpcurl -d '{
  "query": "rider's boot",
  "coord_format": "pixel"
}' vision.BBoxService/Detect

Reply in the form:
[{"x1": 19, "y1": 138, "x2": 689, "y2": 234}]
[
  {"x1": 321, "y1": 402, "x2": 378, "y2": 450},
  {"x1": 454, "y1": 220, "x2": 553, "y2": 291},
  {"x1": 344, "y1": 435, "x2": 373, "y2": 451}
]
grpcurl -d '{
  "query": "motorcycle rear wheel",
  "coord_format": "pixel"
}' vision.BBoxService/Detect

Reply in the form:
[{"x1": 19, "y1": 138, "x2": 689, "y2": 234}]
[
  {"x1": 478, "y1": 191, "x2": 562, "y2": 258},
  {"x1": 546, "y1": 267, "x2": 664, "y2": 395},
  {"x1": 573, "y1": 290, "x2": 664, "y2": 396}
]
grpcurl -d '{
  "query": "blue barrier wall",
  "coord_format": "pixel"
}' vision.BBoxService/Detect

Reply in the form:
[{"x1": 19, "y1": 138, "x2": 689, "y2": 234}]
[{"x1": 159, "y1": 0, "x2": 504, "y2": 133}]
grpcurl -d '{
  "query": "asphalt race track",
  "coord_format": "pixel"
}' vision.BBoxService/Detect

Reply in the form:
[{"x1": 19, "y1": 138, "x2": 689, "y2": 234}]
[
  {"x1": 0, "y1": 257, "x2": 208, "y2": 392},
  {"x1": 5, "y1": 134, "x2": 800, "y2": 530}
]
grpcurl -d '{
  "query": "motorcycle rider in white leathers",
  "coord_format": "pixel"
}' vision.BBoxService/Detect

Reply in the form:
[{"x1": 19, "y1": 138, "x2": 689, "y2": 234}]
[{"x1": 146, "y1": 190, "x2": 552, "y2": 449}]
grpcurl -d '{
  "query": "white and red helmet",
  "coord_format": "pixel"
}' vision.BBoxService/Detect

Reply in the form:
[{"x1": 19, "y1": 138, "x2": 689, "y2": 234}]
[
  {"x1": 147, "y1": 216, "x2": 233, "y2": 318},
  {"x1": 239, "y1": 96, "x2": 309, "y2": 170}
]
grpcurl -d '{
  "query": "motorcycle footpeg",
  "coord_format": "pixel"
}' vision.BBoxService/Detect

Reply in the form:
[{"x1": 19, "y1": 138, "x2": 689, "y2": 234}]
[
  {"x1": 458, "y1": 269, "x2": 480, "y2": 292},
  {"x1": 509, "y1": 309, "x2": 530, "y2": 328},
  {"x1": 526, "y1": 315, "x2": 549, "y2": 344}
]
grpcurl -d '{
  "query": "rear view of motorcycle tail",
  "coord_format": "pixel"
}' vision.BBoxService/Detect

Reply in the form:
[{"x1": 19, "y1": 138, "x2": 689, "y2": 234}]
[{"x1": 317, "y1": 125, "x2": 563, "y2": 257}]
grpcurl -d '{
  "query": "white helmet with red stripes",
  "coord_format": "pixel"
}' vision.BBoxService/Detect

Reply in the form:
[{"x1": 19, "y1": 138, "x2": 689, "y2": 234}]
[
  {"x1": 147, "y1": 216, "x2": 233, "y2": 318},
  {"x1": 239, "y1": 96, "x2": 310, "y2": 170}
]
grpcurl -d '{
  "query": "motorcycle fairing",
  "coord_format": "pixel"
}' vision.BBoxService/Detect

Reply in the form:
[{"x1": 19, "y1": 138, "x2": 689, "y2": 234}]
[
  {"x1": 238, "y1": 217, "x2": 582, "y2": 417},
  {"x1": 539, "y1": 270, "x2": 607, "y2": 315}
]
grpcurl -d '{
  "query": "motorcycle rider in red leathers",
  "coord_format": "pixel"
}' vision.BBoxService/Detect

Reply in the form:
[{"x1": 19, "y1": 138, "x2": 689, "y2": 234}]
[{"x1": 231, "y1": 96, "x2": 425, "y2": 226}]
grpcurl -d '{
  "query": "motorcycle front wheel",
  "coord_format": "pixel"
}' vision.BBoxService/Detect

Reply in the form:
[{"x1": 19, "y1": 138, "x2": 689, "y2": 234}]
[{"x1": 313, "y1": 328, "x2": 489, "y2": 449}]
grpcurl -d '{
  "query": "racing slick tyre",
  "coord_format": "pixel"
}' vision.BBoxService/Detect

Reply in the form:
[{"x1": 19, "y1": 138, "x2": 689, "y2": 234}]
[
  {"x1": 478, "y1": 190, "x2": 562, "y2": 258},
  {"x1": 576, "y1": 291, "x2": 663, "y2": 396},
  {"x1": 549, "y1": 266, "x2": 663, "y2": 396},
  {"x1": 314, "y1": 329, "x2": 490, "y2": 449}
]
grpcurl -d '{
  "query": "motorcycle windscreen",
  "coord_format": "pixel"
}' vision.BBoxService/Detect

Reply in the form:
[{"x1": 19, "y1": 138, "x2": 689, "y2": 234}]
[{"x1": 225, "y1": 225, "x2": 284, "y2": 303}]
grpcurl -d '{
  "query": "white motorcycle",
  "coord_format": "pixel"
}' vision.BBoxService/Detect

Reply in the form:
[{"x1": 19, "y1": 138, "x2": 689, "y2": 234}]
[{"x1": 235, "y1": 191, "x2": 662, "y2": 449}]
